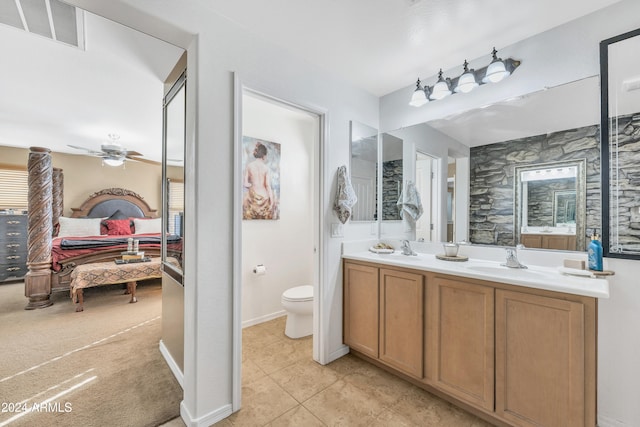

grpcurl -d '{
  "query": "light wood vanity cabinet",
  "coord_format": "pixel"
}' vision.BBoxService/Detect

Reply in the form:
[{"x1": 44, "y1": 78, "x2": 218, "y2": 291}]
[
  {"x1": 495, "y1": 289, "x2": 594, "y2": 427},
  {"x1": 520, "y1": 233, "x2": 577, "y2": 250},
  {"x1": 343, "y1": 262, "x2": 379, "y2": 358},
  {"x1": 427, "y1": 276, "x2": 495, "y2": 411},
  {"x1": 343, "y1": 259, "x2": 596, "y2": 427},
  {"x1": 379, "y1": 268, "x2": 424, "y2": 378}
]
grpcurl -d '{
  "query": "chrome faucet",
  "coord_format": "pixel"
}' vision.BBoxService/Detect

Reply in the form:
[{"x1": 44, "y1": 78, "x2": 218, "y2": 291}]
[
  {"x1": 502, "y1": 246, "x2": 527, "y2": 269},
  {"x1": 401, "y1": 240, "x2": 417, "y2": 256}
]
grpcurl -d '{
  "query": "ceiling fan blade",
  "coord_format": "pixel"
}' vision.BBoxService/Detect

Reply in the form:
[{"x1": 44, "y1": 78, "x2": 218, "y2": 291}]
[
  {"x1": 126, "y1": 155, "x2": 160, "y2": 165},
  {"x1": 67, "y1": 144, "x2": 104, "y2": 156}
]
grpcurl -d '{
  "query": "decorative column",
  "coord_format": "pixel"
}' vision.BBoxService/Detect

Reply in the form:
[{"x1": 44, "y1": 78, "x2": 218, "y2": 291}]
[
  {"x1": 52, "y1": 168, "x2": 64, "y2": 228},
  {"x1": 25, "y1": 147, "x2": 53, "y2": 309}
]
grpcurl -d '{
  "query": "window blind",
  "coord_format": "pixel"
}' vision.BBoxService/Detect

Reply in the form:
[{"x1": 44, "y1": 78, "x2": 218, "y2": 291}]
[
  {"x1": 168, "y1": 179, "x2": 184, "y2": 235},
  {"x1": 0, "y1": 166, "x2": 29, "y2": 210}
]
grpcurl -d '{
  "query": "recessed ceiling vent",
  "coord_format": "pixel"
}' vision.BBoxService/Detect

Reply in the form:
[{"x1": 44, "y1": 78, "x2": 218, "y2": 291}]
[{"x1": 0, "y1": 0, "x2": 84, "y2": 48}]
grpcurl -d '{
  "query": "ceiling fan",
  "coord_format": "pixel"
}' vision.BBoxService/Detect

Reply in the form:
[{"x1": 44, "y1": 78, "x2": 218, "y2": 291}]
[{"x1": 68, "y1": 134, "x2": 159, "y2": 167}]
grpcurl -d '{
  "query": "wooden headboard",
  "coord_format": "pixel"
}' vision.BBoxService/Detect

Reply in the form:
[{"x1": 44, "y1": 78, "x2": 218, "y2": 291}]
[{"x1": 70, "y1": 188, "x2": 157, "y2": 218}]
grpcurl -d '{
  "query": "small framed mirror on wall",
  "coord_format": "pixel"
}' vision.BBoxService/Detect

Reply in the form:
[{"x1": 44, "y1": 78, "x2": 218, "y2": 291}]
[{"x1": 601, "y1": 28, "x2": 640, "y2": 259}]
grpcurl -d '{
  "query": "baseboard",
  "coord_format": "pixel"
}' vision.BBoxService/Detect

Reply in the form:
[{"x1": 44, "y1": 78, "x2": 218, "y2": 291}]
[
  {"x1": 598, "y1": 414, "x2": 629, "y2": 427},
  {"x1": 326, "y1": 344, "x2": 350, "y2": 364},
  {"x1": 181, "y1": 401, "x2": 233, "y2": 427},
  {"x1": 242, "y1": 310, "x2": 286, "y2": 328},
  {"x1": 159, "y1": 339, "x2": 184, "y2": 388}
]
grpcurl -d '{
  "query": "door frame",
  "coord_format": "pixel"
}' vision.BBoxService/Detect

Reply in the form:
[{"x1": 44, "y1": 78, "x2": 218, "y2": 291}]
[{"x1": 232, "y1": 75, "x2": 326, "y2": 410}]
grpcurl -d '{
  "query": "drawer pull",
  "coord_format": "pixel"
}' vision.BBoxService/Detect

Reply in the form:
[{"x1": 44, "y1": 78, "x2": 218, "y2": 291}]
[
  {"x1": 7, "y1": 220, "x2": 21, "y2": 225},
  {"x1": 6, "y1": 232, "x2": 21, "y2": 236},
  {"x1": 6, "y1": 255, "x2": 20, "y2": 260},
  {"x1": 7, "y1": 267, "x2": 20, "y2": 272},
  {"x1": 5, "y1": 244, "x2": 21, "y2": 248}
]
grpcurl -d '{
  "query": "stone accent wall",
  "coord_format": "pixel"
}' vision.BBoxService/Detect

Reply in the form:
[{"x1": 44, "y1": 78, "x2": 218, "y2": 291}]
[
  {"x1": 382, "y1": 159, "x2": 402, "y2": 220},
  {"x1": 609, "y1": 113, "x2": 640, "y2": 250},
  {"x1": 470, "y1": 125, "x2": 600, "y2": 248}
]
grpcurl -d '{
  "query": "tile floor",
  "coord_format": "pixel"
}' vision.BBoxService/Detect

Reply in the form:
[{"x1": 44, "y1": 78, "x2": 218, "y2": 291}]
[{"x1": 166, "y1": 316, "x2": 492, "y2": 427}]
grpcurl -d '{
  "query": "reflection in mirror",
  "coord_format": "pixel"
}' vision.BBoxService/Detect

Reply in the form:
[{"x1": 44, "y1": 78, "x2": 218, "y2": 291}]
[
  {"x1": 426, "y1": 76, "x2": 600, "y2": 252},
  {"x1": 162, "y1": 73, "x2": 185, "y2": 279},
  {"x1": 514, "y1": 160, "x2": 585, "y2": 251},
  {"x1": 381, "y1": 133, "x2": 403, "y2": 220},
  {"x1": 601, "y1": 28, "x2": 640, "y2": 258},
  {"x1": 349, "y1": 121, "x2": 378, "y2": 221}
]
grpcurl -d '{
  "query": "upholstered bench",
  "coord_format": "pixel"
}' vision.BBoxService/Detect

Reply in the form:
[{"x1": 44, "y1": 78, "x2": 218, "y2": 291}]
[{"x1": 70, "y1": 258, "x2": 163, "y2": 312}]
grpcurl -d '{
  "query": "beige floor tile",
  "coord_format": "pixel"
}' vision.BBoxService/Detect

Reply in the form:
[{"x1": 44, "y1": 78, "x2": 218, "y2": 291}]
[
  {"x1": 389, "y1": 385, "x2": 488, "y2": 426},
  {"x1": 243, "y1": 326, "x2": 285, "y2": 353},
  {"x1": 242, "y1": 358, "x2": 268, "y2": 386},
  {"x1": 257, "y1": 316, "x2": 287, "y2": 337},
  {"x1": 266, "y1": 405, "x2": 326, "y2": 427},
  {"x1": 323, "y1": 353, "x2": 370, "y2": 378},
  {"x1": 303, "y1": 379, "x2": 386, "y2": 426},
  {"x1": 270, "y1": 358, "x2": 340, "y2": 402},
  {"x1": 249, "y1": 338, "x2": 309, "y2": 374},
  {"x1": 369, "y1": 409, "x2": 416, "y2": 427},
  {"x1": 342, "y1": 361, "x2": 414, "y2": 407},
  {"x1": 227, "y1": 376, "x2": 298, "y2": 427}
]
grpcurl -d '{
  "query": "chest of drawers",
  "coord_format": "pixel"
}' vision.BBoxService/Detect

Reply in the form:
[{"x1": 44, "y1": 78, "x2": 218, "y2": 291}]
[{"x1": 0, "y1": 214, "x2": 28, "y2": 282}]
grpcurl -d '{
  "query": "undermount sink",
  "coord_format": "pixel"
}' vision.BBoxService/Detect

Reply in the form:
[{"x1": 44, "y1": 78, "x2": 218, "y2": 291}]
[{"x1": 465, "y1": 264, "x2": 547, "y2": 279}]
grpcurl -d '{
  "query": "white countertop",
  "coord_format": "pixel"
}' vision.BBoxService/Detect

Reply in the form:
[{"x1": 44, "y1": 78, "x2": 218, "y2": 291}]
[{"x1": 343, "y1": 250, "x2": 609, "y2": 299}]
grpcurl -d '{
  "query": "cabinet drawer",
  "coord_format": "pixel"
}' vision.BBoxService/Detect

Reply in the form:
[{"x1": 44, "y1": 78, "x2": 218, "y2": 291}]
[
  {"x1": 0, "y1": 241, "x2": 27, "y2": 253},
  {"x1": 0, "y1": 251, "x2": 27, "y2": 264},
  {"x1": 0, "y1": 215, "x2": 28, "y2": 232},
  {"x1": 0, "y1": 264, "x2": 27, "y2": 281}
]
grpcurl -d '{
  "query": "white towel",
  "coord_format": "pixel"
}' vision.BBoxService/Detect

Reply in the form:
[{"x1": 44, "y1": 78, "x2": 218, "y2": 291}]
[
  {"x1": 333, "y1": 165, "x2": 358, "y2": 224},
  {"x1": 397, "y1": 180, "x2": 423, "y2": 221}
]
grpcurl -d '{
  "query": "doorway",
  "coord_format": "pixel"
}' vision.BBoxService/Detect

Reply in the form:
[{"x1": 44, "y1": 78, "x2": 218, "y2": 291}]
[
  {"x1": 415, "y1": 152, "x2": 438, "y2": 242},
  {"x1": 234, "y1": 88, "x2": 322, "y2": 409}
]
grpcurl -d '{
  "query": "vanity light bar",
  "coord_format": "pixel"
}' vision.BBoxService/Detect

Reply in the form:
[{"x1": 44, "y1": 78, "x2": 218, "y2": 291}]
[{"x1": 409, "y1": 48, "x2": 521, "y2": 107}]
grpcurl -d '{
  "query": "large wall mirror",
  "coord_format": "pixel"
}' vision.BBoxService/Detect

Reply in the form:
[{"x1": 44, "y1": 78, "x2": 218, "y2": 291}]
[
  {"x1": 349, "y1": 121, "x2": 378, "y2": 222},
  {"x1": 383, "y1": 75, "x2": 600, "y2": 253},
  {"x1": 601, "y1": 28, "x2": 640, "y2": 259}
]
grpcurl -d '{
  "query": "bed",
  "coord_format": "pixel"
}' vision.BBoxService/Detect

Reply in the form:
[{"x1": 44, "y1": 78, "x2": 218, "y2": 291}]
[{"x1": 49, "y1": 188, "x2": 183, "y2": 292}]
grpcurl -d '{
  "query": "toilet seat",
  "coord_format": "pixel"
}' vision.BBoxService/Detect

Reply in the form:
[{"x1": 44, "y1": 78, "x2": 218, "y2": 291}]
[{"x1": 282, "y1": 285, "x2": 313, "y2": 302}]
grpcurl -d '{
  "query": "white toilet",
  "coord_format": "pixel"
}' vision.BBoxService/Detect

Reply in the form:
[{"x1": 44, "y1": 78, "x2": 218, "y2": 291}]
[{"x1": 281, "y1": 285, "x2": 314, "y2": 339}]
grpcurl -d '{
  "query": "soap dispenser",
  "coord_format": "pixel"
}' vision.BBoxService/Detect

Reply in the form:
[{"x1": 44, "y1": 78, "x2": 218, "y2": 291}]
[{"x1": 587, "y1": 230, "x2": 603, "y2": 272}]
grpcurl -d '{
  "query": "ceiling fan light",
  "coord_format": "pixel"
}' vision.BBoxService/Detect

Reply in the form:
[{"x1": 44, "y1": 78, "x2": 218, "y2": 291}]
[
  {"x1": 409, "y1": 79, "x2": 429, "y2": 107},
  {"x1": 429, "y1": 69, "x2": 451, "y2": 100},
  {"x1": 103, "y1": 157, "x2": 124, "y2": 167}
]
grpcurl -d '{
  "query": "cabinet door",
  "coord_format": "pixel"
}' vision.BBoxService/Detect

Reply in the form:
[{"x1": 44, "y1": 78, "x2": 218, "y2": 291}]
[
  {"x1": 544, "y1": 235, "x2": 570, "y2": 250},
  {"x1": 379, "y1": 268, "x2": 424, "y2": 378},
  {"x1": 343, "y1": 262, "x2": 379, "y2": 358},
  {"x1": 520, "y1": 234, "x2": 543, "y2": 248},
  {"x1": 427, "y1": 277, "x2": 494, "y2": 410},
  {"x1": 495, "y1": 289, "x2": 585, "y2": 427}
]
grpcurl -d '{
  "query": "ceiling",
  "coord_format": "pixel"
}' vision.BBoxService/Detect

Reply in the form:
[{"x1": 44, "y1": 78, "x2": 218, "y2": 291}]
[
  {"x1": 0, "y1": 0, "x2": 624, "y2": 160},
  {"x1": 207, "y1": 0, "x2": 622, "y2": 96}
]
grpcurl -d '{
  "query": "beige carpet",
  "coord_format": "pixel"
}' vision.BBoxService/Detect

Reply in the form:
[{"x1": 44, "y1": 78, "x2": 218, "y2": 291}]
[{"x1": 0, "y1": 279, "x2": 182, "y2": 427}]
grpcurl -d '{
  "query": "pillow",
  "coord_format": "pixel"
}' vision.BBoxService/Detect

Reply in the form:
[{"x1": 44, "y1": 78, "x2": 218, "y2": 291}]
[
  {"x1": 57, "y1": 217, "x2": 104, "y2": 238},
  {"x1": 133, "y1": 217, "x2": 162, "y2": 234},
  {"x1": 100, "y1": 210, "x2": 131, "y2": 234},
  {"x1": 102, "y1": 219, "x2": 133, "y2": 236}
]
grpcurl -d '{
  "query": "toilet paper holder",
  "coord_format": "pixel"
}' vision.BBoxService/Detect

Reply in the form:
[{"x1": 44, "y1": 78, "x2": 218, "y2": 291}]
[{"x1": 253, "y1": 264, "x2": 266, "y2": 274}]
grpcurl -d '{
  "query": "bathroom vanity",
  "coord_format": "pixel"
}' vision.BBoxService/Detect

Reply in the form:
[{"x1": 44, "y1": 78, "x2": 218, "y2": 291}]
[{"x1": 342, "y1": 251, "x2": 608, "y2": 427}]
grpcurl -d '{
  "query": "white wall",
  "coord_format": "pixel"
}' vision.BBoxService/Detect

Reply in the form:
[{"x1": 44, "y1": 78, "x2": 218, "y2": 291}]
[{"x1": 241, "y1": 94, "x2": 315, "y2": 327}]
